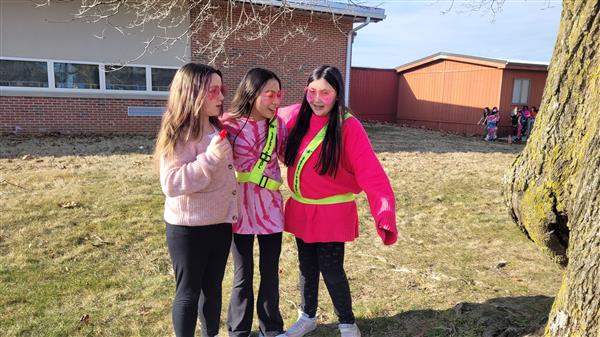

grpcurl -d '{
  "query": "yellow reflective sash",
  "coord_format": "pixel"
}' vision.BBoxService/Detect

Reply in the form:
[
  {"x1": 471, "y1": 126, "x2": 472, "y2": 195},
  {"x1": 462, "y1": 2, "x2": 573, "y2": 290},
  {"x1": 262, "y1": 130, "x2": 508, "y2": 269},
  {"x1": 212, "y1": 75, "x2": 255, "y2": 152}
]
[
  {"x1": 291, "y1": 113, "x2": 355, "y2": 205},
  {"x1": 235, "y1": 118, "x2": 282, "y2": 191}
]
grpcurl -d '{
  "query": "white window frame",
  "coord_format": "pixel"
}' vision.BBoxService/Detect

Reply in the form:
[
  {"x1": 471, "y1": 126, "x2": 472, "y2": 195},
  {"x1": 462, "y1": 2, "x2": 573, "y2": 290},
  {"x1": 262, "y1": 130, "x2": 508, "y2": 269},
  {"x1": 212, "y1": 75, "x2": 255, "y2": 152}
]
[
  {"x1": 512, "y1": 78, "x2": 530, "y2": 105},
  {"x1": 0, "y1": 56, "x2": 178, "y2": 98}
]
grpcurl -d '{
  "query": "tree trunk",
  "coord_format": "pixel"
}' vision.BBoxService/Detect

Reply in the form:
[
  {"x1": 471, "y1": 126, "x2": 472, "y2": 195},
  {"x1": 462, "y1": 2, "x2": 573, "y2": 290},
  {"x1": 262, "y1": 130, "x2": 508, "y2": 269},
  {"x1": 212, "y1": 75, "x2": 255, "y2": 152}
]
[{"x1": 502, "y1": 0, "x2": 599, "y2": 335}]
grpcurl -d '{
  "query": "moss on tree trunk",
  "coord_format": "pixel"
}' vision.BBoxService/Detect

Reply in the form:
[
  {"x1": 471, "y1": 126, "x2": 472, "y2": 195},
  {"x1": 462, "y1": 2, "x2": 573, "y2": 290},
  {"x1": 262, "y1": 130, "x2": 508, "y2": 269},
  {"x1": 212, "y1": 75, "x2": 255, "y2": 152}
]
[{"x1": 502, "y1": 0, "x2": 599, "y2": 335}]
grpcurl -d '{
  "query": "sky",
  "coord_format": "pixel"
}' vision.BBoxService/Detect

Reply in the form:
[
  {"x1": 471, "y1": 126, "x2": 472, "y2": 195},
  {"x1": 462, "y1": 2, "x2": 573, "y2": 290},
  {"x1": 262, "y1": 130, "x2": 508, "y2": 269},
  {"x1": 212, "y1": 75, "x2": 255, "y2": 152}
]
[{"x1": 351, "y1": 0, "x2": 563, "y2": 68}]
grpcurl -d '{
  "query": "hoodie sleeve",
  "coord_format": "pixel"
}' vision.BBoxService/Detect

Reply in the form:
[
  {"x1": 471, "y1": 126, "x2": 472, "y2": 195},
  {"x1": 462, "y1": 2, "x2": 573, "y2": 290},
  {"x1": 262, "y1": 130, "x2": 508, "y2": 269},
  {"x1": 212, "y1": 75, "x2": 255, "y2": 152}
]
[
  {"x1": 277, "y1": 103, "x2": 302, "y2": 132},
  {"x1": 343, "y1": 118, "x2": 398, "y2": 245}
]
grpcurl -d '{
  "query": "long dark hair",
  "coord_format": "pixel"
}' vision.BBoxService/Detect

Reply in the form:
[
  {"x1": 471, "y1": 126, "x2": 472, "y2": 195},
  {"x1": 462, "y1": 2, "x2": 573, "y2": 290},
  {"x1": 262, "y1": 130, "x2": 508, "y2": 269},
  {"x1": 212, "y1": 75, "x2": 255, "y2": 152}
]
[
  {"x1": 229, "y1": 68, "x2": 281, "y2": 119},
  {"x1": 284, "y1": 65, "x2": 348, "y2": 176},
  {"x1": 228, "y1": 68, "x2": 281, "y2": 151}
]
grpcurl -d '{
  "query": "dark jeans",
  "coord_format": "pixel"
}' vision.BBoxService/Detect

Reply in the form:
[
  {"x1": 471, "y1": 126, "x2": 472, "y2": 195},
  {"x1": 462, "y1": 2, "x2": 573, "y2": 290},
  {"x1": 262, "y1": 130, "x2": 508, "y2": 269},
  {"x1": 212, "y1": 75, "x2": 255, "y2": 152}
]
[
  {"x1": 228, "y1": 233, "x2": 284, "y2": 337},
  {"x1": 296, "y1": 238, "x2": 355, "y2": 324},
  {"x1": 166, "y1": 223, "x2": 232, "y2": 337}
]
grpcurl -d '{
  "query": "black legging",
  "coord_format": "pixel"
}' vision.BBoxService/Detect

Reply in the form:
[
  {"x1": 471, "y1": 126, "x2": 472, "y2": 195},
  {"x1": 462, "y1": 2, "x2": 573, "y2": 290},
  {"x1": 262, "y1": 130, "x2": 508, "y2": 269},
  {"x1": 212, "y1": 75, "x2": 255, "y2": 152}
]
[
  {"x1": 296, "y1": 237, "x2": 355, "y2": 324},
  {"x1": 166, "y1": 223, "x2": 232, "y2": 337},
  {"x1": 228, "y1": 233, "x2": 284, "y2": 337}
]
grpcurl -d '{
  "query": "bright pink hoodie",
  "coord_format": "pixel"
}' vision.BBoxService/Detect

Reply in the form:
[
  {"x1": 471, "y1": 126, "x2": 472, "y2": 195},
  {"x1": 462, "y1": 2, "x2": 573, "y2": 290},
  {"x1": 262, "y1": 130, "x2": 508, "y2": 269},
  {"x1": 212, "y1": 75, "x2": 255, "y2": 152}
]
[{"x1": 279, "y1": 104, "x2": 397, "y2": 245}]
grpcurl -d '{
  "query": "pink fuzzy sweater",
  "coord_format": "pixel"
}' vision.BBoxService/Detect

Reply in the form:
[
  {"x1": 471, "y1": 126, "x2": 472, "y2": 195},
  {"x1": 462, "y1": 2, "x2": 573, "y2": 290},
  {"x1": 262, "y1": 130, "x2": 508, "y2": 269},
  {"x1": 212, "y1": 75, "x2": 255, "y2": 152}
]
[{"x1": 159, "y1": 131, "x2": 239, "y2": 226}]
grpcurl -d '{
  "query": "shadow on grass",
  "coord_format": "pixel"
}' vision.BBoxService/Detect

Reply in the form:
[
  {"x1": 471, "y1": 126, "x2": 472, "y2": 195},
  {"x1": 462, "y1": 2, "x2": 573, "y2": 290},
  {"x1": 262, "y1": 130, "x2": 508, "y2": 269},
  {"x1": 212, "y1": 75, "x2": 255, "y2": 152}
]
[{"x1": 307, "y1": 295, "x2": 552, "y2": 337}]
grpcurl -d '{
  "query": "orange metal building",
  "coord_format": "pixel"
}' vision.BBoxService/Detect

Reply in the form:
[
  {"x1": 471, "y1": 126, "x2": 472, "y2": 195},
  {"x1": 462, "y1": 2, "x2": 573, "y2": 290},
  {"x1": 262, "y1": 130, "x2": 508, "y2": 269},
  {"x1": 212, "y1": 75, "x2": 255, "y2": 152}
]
[{"x1": 395, "y1": 52, "x2": 548, "y2": 136}]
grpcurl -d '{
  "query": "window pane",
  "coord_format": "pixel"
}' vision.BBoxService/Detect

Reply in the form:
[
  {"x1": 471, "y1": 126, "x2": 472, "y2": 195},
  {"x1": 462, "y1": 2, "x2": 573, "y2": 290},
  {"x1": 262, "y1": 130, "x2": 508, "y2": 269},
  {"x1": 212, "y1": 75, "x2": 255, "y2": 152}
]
[
  {"x1": 0, "y1": 60, "x2": 48, "y2": 87},
  {"x1": 151, "y1": 68, "x2": 177, "y2": 91},
  {"x1": 520, "y1": 79, "x2": 530, "y2": 104},
  {"x1": 106, "y1": 65, "x2": 146, "y2": 91},
  {"x1": 512, "y1": 79, "x2": 522, "y2": 104},
  {"x1": 54, "y1": 63, "x2": 100, "y2": 89}
]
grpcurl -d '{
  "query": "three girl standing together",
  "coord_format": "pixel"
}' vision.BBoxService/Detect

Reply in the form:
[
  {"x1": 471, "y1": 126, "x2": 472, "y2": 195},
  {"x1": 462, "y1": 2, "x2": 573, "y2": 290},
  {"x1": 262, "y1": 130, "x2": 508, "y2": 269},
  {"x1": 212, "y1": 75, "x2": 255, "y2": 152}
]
[{"x1": 155, "y1": 63, "x2": 398, "y2": 337}]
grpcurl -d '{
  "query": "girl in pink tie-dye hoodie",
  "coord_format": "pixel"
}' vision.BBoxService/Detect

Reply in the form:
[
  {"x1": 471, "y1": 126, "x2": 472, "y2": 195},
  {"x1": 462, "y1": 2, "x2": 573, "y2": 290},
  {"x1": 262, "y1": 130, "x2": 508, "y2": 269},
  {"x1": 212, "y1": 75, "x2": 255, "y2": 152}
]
[{"x1": 221, "y1": 68, "x2": 287, "y2": 337}]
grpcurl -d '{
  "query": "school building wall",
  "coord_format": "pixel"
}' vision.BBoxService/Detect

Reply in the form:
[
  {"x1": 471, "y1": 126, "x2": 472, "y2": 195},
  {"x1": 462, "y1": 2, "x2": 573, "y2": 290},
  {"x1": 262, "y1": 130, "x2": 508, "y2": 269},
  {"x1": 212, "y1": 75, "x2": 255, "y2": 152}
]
[
  {"x1": 0, "y1": 0, "x2": 190, "y2": 66},
  {"x1": 396, "y1": 59, "x2": 503, "y2": 135},
  {"x1": 499, "y1": 69, "x2": 548, "y2": 127},
  {"x1": 1, "y1": 1, "x2": 352, "y2": 135}
]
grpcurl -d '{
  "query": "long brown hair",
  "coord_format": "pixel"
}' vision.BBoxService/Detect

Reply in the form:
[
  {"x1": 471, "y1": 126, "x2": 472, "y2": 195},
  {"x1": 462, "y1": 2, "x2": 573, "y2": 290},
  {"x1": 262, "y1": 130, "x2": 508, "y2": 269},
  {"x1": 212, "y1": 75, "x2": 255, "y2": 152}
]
[{"x1": 154, "y1": 63, "x2": 222, "y2": 168}]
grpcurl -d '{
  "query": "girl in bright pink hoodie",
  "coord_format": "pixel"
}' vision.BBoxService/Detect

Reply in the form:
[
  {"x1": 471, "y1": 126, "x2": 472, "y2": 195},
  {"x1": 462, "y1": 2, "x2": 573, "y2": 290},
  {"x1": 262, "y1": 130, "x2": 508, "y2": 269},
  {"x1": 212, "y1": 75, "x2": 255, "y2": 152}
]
[{"x1": 278, "y1": 66, "x2": 397, "y2": 337}]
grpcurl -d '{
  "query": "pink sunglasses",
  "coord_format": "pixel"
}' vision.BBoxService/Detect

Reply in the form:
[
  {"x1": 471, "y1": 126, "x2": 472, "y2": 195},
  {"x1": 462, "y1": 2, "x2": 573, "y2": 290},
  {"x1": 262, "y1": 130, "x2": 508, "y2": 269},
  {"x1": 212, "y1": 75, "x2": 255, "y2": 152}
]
[
  {"x1": 261, "y1": 90, "x2": 285, "y2": 102},
  {"x1": 304, "y1": 87, "x2": 336, "y2": 105},
  {"x1": 207, "y1": 85, "x2": 227, "y2": 100}
]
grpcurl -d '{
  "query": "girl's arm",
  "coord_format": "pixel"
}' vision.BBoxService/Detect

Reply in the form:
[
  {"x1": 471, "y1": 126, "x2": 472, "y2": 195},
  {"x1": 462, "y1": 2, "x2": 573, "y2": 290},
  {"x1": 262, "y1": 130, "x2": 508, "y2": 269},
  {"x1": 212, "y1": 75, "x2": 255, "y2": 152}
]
[
  {"x1": 160, "y1": 142, "x2": 223, "y2": 197},
  {"x1": 277, "y1": 103, "x2": 301, "y2": 131},
  {"x1": 344, "y1": 119, "x2": 398, "y2": 245},
  {"x1": 276, "y1": 115, "x2": 289, "y2": 163}
]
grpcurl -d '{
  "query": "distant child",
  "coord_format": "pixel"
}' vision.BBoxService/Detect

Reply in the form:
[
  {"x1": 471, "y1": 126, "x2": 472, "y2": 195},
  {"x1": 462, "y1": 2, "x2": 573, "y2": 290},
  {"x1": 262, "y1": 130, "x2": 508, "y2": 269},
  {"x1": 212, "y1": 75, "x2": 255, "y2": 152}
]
[
  {"x1": 525, "y1": 106, "x2": 537, "y2": 139},
  {"x1": 478, "y1": 107, "x2": 491, "y2": 138},
  {"x1": 485, "y1": 107, "x2": 500, "y2": 141},
  {"x1": 521, "y1": 105, "x2": 531, "y2": 141},
  {"x1": 155, "y1": 63, "x2": 236, "y2": 337},
  {"x1": 221, "y1": 68, "x2": 287, "y2": 337},
  {"x1": 510, "y1": 106, "x2": 519, "y2": 141}
]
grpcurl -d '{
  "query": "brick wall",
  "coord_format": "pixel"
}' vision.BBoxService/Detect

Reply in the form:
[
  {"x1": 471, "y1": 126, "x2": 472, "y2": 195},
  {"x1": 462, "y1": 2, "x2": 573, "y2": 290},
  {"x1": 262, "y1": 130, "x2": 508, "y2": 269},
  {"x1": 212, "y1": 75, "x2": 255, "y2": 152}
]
[
  {"x1": 191, "y1": 4, "x2": 352, "y2": 105},
  {"x1": 0, "y1": 96, "x2": 165, "y2": 135}
]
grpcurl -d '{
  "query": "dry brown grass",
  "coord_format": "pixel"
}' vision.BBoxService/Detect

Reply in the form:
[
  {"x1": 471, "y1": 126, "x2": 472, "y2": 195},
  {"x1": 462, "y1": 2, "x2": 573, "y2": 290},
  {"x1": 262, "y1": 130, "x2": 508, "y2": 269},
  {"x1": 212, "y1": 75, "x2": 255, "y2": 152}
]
[{"x1": 0, "y1": 125, "x2": 561, "y2": 337}]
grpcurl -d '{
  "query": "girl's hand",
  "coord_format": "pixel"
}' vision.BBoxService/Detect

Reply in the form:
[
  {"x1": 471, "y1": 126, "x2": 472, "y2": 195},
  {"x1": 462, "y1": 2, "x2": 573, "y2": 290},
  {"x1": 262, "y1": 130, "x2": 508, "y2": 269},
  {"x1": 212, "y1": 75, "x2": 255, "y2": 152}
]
[
  {"x1": 377, "y1": 224, "x2": 398, "y2": 245},
  {"x1": 207, "y1": 134, "x2": 231, "y2": 160}
]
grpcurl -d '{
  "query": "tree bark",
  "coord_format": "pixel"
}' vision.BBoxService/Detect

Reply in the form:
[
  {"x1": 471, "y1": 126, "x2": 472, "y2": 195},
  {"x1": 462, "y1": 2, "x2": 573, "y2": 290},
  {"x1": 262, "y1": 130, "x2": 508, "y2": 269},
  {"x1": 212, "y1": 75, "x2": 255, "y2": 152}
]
[{"x1": 503, "y1": 0, "x2": 599, "y2": 335}]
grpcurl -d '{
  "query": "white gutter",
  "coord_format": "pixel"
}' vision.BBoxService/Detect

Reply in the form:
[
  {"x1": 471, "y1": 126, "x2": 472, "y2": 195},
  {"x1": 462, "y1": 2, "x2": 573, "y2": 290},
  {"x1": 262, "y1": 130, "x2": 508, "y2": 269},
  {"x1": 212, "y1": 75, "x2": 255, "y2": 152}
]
[
  {"x1": 345, "y1": 17, "x2": 371, "y2": 106},
  {"x1": 242, "y1": 1, "x2": 386, "y2": 21}
]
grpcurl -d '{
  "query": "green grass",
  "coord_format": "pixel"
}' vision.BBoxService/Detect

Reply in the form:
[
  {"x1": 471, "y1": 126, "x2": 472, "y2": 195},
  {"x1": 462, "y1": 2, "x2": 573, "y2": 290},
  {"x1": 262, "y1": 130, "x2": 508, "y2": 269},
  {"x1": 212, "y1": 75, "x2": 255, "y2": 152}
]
[{"x1": 0, "y1": 126, "x2": 561, "y2": 337}]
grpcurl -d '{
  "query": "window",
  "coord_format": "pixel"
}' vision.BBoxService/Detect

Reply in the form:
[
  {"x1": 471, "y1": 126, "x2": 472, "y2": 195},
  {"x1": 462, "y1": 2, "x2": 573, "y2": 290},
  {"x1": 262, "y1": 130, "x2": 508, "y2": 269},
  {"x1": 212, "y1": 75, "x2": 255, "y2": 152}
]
[
  {"x1": 1, "y1": 57, "x2": 175, "y2": 94},
  {"x1": 512, "y1": 79, "x2": 530, "y2": 104},
  {"x1": 106, "y1": 65, "x2": 146, "y2": 91},
  {"x1": 54, "y1": 62, "x2": 100, "y2": 89},
  {"x1": 151, "y1": 68, "x2": 177, "y2": 91},
  {"x1": 0, "y1": 59, "x2": 48, "y2": 87}
]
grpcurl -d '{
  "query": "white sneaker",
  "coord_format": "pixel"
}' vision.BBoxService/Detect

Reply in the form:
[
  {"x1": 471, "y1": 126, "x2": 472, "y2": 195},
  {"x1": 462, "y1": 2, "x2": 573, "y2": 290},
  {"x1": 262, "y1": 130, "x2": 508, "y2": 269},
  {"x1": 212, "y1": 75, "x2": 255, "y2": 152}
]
[
  {"x1": 338, "y1": 323, "x2": 361, "y2": 337},
  {"x1": 283, "y1": 311, "x2": 317, "y2": 337}
]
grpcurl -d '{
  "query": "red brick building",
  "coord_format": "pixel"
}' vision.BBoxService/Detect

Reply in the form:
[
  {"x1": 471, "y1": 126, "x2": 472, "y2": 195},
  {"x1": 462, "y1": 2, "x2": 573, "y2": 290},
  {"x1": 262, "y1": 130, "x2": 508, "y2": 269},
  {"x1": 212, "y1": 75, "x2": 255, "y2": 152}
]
[{"x1": 0, "y1": 0, "x2": 384, "y2": 134}]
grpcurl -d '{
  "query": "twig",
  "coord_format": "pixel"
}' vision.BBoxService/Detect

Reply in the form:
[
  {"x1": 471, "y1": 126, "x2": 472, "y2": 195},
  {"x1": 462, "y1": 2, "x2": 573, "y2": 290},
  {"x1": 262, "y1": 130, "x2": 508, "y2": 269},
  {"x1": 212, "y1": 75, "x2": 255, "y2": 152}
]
[{"x1": 0, "y1": 179, "x2": 27, "y2": 190}]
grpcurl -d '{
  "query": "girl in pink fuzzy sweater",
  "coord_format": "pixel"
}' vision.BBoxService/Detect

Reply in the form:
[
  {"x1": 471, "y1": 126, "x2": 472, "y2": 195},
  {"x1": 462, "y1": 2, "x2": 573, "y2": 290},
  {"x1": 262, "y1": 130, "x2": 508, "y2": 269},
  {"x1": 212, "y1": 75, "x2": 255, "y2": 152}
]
[{"x1": 155, "y1": 63, "x2": 237, "y2": 337}]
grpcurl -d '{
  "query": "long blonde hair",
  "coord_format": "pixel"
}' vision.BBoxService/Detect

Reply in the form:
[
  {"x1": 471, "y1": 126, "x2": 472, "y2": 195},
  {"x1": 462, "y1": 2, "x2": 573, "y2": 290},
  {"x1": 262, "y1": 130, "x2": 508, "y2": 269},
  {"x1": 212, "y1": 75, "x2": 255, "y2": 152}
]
[{"x1": 154, "y1": 63, "x2": 223, "y2": 168}]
